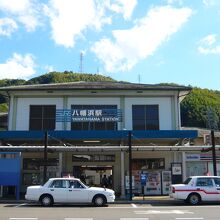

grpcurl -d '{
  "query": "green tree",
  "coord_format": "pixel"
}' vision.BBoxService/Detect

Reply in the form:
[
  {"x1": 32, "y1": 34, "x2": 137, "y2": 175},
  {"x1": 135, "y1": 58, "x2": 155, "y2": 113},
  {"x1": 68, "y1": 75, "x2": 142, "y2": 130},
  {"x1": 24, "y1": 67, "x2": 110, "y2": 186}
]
[{"x1": 181, "y1": 88, "x2": 220, "y2": 129}]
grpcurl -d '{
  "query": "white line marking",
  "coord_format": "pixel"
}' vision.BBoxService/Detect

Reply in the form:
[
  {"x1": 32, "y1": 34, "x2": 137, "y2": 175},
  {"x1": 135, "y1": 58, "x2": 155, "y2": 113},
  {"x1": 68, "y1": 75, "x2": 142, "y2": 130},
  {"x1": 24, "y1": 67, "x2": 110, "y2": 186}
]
[
  {"x1": 135, "y1": 210, "x2": 194, "y2": 215},
  {"x1": 9, "y1": 218, "x2": 38, "y2": 220},
  {"x1": 106, "y1": 206, "x2": 151, "y2": 209},
  {"x1": 131, "y1": 203, "x2": 138, "y2": 208},
  {"x1": 64, "y1": 218, "x2": 93, "y2": 220},
  {"x1": 15, "y1": 203, "x2": 27, "y2": 208},
  {"x1": 121, "y1": 218, "x2": 149, "y2": 220},
  {"x1": 176, "y1": 218, "x2": 204, "y2": 220}
]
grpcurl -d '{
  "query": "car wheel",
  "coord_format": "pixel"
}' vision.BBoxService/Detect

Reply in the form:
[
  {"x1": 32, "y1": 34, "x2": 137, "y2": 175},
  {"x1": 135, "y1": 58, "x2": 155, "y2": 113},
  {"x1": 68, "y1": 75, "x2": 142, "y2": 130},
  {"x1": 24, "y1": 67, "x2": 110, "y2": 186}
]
[
  {"x1": 187, "y1": 193, "x2": 201, "y2": 205},
  {"x1": 93, "y1": 195, "x2": 106, "y2": 207},
  {"x1": 40, "y1": 195, "x2": 53, "y2": 207}
]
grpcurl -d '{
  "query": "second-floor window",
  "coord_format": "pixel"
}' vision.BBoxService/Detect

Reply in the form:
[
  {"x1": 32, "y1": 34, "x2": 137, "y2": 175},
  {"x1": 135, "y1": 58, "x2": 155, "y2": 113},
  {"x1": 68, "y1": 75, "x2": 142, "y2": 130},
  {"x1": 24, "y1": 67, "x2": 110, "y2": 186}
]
[
  {"x1": 132, "y1": 105, "x2": 159, "y2": 130},
  {"x1": 29, "y1": 105, "x2": 56, "y2": 130}
]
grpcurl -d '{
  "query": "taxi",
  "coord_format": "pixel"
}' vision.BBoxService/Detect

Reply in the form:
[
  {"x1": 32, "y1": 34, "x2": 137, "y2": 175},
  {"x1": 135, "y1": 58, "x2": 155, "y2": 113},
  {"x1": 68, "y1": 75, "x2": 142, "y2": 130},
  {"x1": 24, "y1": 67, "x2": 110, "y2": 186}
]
[
  {"x1": 170, "y1": 176, "x2": 220, "y2": 205},
  {"x1": 25, "y1": 177, "x2": 115, "y2": 207}
]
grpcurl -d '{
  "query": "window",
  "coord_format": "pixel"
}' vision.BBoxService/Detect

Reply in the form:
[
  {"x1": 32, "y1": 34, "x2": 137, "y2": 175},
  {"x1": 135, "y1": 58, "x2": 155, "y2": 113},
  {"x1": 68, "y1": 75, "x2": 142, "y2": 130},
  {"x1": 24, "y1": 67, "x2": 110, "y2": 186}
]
[
  {"x1": 132, "y1": 158, "x2": 165, "y2": 170},
  {"x1": 68, "y1": 180, "x2": 84, "y2": 189},
  {"x1": 132, "y1": 105, "x2": 159, "y2": 130},
  {"x1": 23, "y1": 158, "x2": 58, "y2": 170},
  {"x1": 213, "y1": 178, "x2": 220, "y2": 187},
  {"x1": 183, "y1": 178, "x2": 192, "y2": 185},
  {"x1": 50, "y1": 180, "x2": 67, "y2": 188},
  {"x1": 23, "y1": 173, "x2": 41, "y2": 185},
  {"x1": 196, "y1": 178, "x2": 213, "y2": 187},
  {"x1": 71, "y1": 105, "x2": 117, "y2": 131},
  {"x1": 72, "y1": 154, "x2": 115, "y2": 162},
  {"x1": 29, "y1": 105, "x2": 56, "y2": 130}
]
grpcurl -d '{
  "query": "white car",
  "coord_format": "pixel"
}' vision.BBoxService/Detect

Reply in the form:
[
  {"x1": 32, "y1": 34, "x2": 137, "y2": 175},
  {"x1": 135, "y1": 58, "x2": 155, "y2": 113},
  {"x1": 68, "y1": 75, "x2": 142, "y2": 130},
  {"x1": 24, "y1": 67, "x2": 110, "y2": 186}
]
[
  {"x1": 170, "y1": 176, "x2": 220, "y2": 205},
  {"x1": 25, "y1": 177, "x2": 115, "y2": 207}
]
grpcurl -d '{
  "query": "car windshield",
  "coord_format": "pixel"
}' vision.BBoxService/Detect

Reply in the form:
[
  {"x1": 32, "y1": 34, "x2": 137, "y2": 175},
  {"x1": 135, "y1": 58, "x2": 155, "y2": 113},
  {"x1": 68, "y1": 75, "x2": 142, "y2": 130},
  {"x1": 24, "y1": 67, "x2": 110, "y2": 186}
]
[{"x1": 183, "y1": 177, "x2": 192, "y2": 185}]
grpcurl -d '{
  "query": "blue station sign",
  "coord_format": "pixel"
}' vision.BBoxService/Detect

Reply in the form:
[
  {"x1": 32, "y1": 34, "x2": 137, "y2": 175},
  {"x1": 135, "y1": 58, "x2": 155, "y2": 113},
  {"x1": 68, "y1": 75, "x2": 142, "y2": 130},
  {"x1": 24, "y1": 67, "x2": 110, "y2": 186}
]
[{"x1": 56, "y1": 109, "x2": 122, "y2": 122}]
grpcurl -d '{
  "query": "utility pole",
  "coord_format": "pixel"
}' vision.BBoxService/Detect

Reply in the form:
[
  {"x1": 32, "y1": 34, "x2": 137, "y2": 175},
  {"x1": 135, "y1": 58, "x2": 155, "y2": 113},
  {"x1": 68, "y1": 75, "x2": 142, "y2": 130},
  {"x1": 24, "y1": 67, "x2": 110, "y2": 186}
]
[
  {"x1": 206, "y1": 108, "x2": 218, "y2": 176},
  {"x1": 128, "y1": 131, "x2": 132, "y2": 201},
  {"x1": 211, "y1": 130, "x2": 217, "y2": 176},
  {"x1": 43, "y1": 131, "x2": 48, "y2": 183}
]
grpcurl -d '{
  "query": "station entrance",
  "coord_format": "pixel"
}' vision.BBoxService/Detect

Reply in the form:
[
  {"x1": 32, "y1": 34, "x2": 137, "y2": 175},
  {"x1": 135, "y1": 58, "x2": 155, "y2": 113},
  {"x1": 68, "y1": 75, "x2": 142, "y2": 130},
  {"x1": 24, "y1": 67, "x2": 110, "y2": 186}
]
[{"x1": 72, "y1": 165, "x2": 113, "y2": 188}]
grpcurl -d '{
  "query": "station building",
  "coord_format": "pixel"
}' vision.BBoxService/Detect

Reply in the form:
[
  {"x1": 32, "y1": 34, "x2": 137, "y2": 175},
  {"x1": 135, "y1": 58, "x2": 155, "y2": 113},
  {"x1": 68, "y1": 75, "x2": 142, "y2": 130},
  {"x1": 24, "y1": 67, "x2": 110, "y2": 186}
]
[{"x1": 0, "y1": 81, "x2": 218, "y2": 199}]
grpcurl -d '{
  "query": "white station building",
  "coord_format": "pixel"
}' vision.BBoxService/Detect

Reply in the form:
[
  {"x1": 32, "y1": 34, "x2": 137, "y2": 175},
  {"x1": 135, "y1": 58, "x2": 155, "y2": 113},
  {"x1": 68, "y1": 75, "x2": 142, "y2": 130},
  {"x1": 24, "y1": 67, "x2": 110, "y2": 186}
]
[{"x1": 0, "y1": 81, "x2": 218, "y2": 199}]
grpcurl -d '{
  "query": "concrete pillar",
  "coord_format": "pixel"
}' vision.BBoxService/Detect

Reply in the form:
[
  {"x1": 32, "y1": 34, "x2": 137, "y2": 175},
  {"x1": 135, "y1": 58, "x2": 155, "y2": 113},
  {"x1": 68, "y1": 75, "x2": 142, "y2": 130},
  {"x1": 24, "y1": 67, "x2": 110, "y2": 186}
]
[
  {"x1": 182, "y1": 152, "x2": 186, "y2": 181},
  {"x1": 120, "y1": 151, "x2": 125, "y2": 198},
  {"x1": 59, "y1": 152, "x2": 63, "y2": 177}
]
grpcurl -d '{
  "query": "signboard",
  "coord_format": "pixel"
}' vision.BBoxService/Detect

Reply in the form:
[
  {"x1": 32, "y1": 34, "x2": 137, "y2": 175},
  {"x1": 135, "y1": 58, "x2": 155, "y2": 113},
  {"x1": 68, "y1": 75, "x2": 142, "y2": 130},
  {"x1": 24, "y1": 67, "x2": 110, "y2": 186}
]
[
  {"x1": 172, "y1": 164, "x2": 182, "y2": 175},
  {"x1": 56, "y1": 109, "x2": 122, "y2": 122},
  {"x1": 140, "y1": 173, "x2": 147, "y2": 186},
  {"x1": 171, "y1": 162, "x2": 182, "y2": 184},
  {"x1": 185, "y1": 154, "x2": 200, "y2": 161}
]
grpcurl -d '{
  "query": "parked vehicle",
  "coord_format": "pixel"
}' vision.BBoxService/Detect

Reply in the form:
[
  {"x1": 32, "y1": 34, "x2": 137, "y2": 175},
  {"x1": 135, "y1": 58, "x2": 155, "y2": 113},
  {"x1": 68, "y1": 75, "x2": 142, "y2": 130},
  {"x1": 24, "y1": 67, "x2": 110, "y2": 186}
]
[
  {"x1": 25, "y1": 177, "x2": 115, "y2": 207},
  {"x1": 170, "y1": 176, "x2": 220, "y2": 205}
]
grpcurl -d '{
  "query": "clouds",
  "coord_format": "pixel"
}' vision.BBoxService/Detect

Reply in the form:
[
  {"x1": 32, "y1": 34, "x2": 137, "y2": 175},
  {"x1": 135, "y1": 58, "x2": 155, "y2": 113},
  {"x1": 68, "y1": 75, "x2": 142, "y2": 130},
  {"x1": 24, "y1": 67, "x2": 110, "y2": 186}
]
[
  {"x1": 44, "y1": 0, "x2": 108, "y2": 48},
  {"x1": 0, "y1": 1, "x2": 197, "y2": 77},
  {"x1": 0, "y1": 18, "x2": 18, "y2": 36},
  {"x1": 43, "y1": 0, "x2": 137, "y2": 48},
  {"x1": 0, "y1": 0, "x2": 42, "y2": 32},
  {"x1": 203, "y1": 0, "x2": 216, "y2": 7},
  {"x1": 92, "y1": 6, "x2": 192, "y2": 72},
  {"x1": 0, "y1": 53, "x2": 36, "y2": 79},
  {"x1": 108, "y1": 0, "x2": 137, "y2": 20},
  {"x1": 198, "y1": 34, "x2": 220, "y2": 54}
]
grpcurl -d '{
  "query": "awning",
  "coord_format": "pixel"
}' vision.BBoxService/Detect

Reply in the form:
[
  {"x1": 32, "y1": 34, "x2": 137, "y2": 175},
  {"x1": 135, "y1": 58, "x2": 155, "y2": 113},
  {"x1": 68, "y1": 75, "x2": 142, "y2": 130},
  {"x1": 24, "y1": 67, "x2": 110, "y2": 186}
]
[{"x1": 0, "y1": 145, "x2": 219, "y2": 152}]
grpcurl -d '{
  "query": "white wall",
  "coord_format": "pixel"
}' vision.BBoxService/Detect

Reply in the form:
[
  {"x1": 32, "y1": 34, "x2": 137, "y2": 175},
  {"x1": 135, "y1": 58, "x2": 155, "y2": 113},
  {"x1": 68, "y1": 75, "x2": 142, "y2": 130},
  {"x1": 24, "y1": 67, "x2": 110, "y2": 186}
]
[
  {"x1": 14, "y1": 96, "x2": 174, "y2": 131},
  {"x1": 16, "y1": 98, "x2": 63, "y2": 130},
  {"x1": 124, "y1": 97, "x2": 172, "y2": 130}
]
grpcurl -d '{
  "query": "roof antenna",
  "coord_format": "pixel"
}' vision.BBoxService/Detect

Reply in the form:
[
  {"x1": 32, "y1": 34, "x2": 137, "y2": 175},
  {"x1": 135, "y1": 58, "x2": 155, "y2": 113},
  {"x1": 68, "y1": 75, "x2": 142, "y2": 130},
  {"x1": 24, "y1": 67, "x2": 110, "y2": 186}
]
[
  {"x1": 79, "y1": 51, "x2": 83, "y2": 73},
  {"x1": 138, "y1": 74, "x2": 141, "y2": 84}
]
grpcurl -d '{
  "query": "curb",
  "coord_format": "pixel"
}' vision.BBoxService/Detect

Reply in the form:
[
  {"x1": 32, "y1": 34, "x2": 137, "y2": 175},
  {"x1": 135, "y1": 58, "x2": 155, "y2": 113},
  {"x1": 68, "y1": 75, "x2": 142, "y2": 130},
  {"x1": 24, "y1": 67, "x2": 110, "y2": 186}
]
[{"x1": 0, "y1": 197, "x2": 175, "y2": 205}]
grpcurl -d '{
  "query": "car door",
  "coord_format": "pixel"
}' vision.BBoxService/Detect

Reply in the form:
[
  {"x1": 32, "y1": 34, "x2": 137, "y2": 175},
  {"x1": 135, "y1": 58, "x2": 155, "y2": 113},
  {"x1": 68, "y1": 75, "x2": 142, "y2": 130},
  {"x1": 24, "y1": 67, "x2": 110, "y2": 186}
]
[
  {"x1": 67, "y1": 180, "x2": 89, "y2": 203},
  {"x1": 48, "y1": 179, "x2": 68, "y2": 203},
  {"x1": 213, "y1": 177, "x2": 220, "y2": 201},
  {"x1": 195, "y1": 177, "x2": 216, "y2": 201}
]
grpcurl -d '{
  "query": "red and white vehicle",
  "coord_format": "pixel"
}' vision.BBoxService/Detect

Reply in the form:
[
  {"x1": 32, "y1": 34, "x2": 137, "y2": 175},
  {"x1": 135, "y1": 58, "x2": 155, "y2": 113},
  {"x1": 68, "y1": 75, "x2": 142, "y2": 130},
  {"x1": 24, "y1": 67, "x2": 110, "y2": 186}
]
[{"x1": 170, "y1": 176, "x2": 220, "y2": 205}]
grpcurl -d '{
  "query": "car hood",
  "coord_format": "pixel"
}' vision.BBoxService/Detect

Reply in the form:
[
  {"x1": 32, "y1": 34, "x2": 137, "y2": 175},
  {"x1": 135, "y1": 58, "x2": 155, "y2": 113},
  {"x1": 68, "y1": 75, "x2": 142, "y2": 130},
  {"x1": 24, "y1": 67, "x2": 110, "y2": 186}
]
[{"x1": 89, "y1": 187, "x2": 114, "y2": 193}]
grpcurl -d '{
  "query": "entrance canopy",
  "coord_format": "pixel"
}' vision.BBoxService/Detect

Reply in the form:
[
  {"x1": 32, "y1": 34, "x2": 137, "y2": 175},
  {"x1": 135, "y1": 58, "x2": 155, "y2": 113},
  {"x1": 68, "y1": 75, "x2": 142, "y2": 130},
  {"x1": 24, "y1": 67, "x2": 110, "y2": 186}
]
[
  {"x1": 0, "y1": 130, "x2": 198, "y2": 140},
  {"x1": 0, "y1": 130, "x2": 198, "y2": 147},
  {"x1": 0, "y1": 145, "x2": 217, "y2": 152}
]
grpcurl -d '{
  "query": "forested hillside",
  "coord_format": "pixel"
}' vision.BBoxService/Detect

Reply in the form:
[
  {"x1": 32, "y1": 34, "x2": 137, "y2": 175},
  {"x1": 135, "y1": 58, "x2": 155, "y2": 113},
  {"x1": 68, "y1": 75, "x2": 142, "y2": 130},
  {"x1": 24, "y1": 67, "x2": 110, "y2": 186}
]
[
  {"x1": 181, "y1": 88, "x2": 220, "y2": 129},
  {"x1": 0, "y1": 71, "x2": 220, "y2": 130},
  {"x1": 0, "y1": 72, "x2": 115, "y2": 111}
]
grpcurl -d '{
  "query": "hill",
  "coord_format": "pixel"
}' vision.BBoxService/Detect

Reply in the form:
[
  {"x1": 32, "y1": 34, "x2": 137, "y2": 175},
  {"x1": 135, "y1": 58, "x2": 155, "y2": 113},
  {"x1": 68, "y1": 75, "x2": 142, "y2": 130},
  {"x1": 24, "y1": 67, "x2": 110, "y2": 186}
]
[
  {"x1": 0, "y1": 72, "x2": 115, "y2": 108},
  {"x1": 26, "y1": 71, "x2": 115, "y2": 84},
  {"x1": 181, "y1": 88, "x2": 220, "y2": 129},
  {"x1": 0, "y1": 72, "x2": 220, "y2": 130}
]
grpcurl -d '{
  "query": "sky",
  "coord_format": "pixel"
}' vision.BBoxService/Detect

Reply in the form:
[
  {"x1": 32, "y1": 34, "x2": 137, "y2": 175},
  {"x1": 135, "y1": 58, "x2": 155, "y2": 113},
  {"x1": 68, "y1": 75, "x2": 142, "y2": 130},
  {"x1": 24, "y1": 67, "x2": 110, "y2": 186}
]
[{"x1": 0, "y1": 0, "x2": 220, "y2": 90}]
